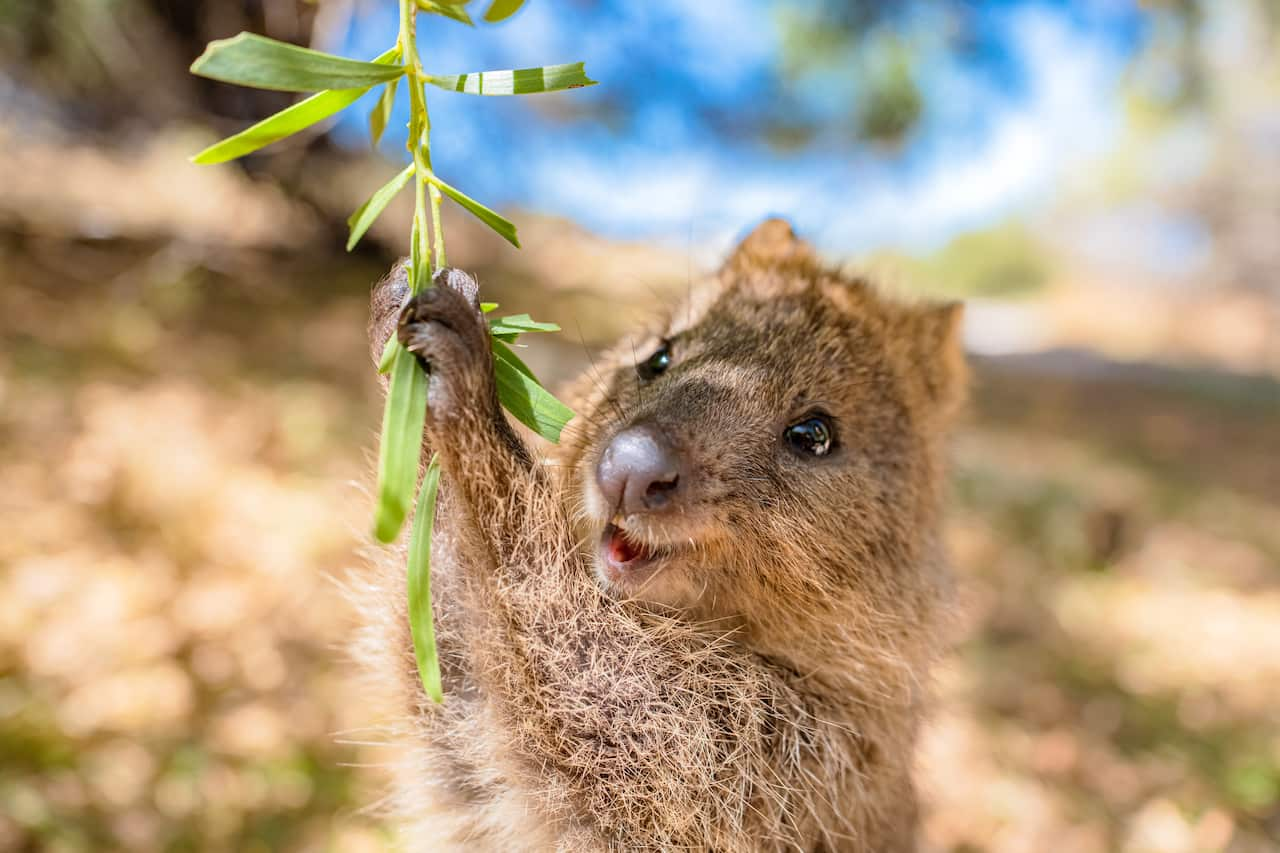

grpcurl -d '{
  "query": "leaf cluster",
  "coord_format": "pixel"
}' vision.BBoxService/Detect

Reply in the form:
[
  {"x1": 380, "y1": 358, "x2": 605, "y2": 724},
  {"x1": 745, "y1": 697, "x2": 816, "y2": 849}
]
[{"x1": 189, "y1": 1, "x2": 593, "y2": 702}]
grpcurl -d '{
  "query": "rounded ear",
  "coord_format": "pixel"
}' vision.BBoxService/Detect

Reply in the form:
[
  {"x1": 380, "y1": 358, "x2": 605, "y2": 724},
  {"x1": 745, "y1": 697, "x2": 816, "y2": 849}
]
[
  {"x1": 722, "y1": 217, "x2": 816, "y2": 273},
  {"x1": 898, "y1": 301, "x2": 968, "y2": 420}
]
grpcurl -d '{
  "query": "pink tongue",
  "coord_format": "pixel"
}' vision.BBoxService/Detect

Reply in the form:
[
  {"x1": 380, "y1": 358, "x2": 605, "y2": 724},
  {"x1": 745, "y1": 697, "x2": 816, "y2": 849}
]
[{"x1": 609, "y1": 530, "x2": 643, "y2": 564}]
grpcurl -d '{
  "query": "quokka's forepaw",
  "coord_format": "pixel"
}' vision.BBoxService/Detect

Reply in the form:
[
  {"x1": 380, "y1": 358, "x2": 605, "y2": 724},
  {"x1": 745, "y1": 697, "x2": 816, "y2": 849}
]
[
  {"x1": 397, "y1": 268, "x2": 487, "y2": 353},
  {"x1": 396, "y1": 268, "x2": 494, "y2": 423}
]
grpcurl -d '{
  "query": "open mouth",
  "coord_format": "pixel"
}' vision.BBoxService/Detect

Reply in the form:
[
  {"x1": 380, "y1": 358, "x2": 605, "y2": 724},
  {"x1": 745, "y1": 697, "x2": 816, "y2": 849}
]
[{"x1": 598, "y1": 522, "x2": 668, "y2": 584}]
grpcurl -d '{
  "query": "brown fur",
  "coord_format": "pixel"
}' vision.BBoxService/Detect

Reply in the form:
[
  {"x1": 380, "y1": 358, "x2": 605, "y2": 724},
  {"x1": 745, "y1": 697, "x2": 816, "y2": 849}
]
[{"x1": 353, "y1": 219, "x2": 967, "y2": 851}]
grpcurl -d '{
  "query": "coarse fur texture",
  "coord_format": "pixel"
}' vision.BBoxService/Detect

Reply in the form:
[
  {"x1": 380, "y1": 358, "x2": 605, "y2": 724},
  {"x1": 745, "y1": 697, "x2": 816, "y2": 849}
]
[{"x1": 351, "y1": 219, "x2": 967, "y2": 852}]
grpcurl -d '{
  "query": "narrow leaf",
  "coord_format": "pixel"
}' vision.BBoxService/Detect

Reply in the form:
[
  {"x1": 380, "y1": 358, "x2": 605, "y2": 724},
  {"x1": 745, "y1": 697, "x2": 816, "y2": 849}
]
[
  {"x1": 489, "y1": 313, "x2": 560, "y2": 337},
  {"x1": 377, "y1": 335, "x2": 398, "y2": 374},
  {"x1": 483, "y1": 0, "x2": 527, "y2": 23},
  {"x1": 368, "y1": 76, "x2": 400, "y2": 148},
  {"x1": 347, "y1": 163, "x2": 415, "y2": 251},
  {"x1": 493, "y1": 340, "x2": 574, "y2": 442},
  {"x1": 191, "y1": 32, "x2": 404, "y2": 92},
  {"x1": 417, "y1": 0, "x2": 474, "y2": 25},
  {"x1": 423, "y1": 62, "x2": 597, "y2": 96},
  {"x1": 407, "y1": 453, "x2": 444, "y2": 703},
  {"x1": 373, "y1": 346, "x2": 428, "y2": 542},
  {"x1": 192, "y1": 46, "x2": 401, "y2": 164},
  {"x1": 480, "y1": 302, "x2": 499, "y2": 314},
  {"x1": 424, "y1": 174, "x2": 520, "y2": 247},
  {"x1": 492, "y1": 339, "x2": 536, "y2": 379}
]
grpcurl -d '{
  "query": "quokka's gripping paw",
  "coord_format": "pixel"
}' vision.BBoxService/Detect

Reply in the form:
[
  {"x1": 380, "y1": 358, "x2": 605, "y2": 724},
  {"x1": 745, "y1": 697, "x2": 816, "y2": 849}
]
[{"x1": 396, "y1": 268, "x2": 495, "y2": 423}]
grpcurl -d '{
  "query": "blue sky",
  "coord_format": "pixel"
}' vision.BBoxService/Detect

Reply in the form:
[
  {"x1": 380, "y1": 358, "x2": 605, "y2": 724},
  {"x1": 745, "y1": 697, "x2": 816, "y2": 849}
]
[{"x1": 327, "y1": 1, "x2": 1148, "y2": 258}]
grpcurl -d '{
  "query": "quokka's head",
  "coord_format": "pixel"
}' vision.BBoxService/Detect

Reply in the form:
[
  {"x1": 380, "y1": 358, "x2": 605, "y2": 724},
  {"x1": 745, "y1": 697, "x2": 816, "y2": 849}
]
[{"x1": 557, "y1": 219, "x2": 966, "y2": 640}]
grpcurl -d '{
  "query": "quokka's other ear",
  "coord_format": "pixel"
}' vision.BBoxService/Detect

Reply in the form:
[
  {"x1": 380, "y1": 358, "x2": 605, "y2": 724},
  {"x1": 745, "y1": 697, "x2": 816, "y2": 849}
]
[
  {"x1": 722, "y1": 217, "x2": 816, "y2": 273},
  {"x1": 895, "y1": 301, "x2": 968, "y2": 421}
]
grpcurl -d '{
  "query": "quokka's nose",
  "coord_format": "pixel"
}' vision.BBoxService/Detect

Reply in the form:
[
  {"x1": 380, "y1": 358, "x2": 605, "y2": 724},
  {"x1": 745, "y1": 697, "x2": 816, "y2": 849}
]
[{"x1": 596, "y1": 425, "x2": 682, "y2": 516}]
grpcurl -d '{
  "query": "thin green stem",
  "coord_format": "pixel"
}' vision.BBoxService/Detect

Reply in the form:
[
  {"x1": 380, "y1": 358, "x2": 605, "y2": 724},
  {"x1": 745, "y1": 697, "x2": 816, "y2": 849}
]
[
  {"x1": 398, "y1": 0, "x2": 445, "y2": 278},
  {"x1": 421, "y1": 96, "x2": 447, "y2": 270},
  {"x1": 401, "y1": 0, "x2": 432, "y2": 290}
]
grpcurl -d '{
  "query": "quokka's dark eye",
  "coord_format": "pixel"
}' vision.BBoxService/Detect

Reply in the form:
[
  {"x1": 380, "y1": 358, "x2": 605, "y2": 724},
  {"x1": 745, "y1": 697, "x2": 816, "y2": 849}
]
[
  {"x1": 784, "y1": 415, "x2": 836, "y2": 457},
  {"x1": 637, "y1": 341, "x2": 672, "y2": 380}
]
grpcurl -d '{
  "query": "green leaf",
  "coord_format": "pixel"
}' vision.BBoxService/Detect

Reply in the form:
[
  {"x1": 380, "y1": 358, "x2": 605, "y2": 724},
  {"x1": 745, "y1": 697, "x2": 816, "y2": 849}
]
[
  {"x1": 377, "y1": 335, "x2": 398, "y2": 374},
  {"x1": 191, "y1": 46, "x2": 400, "y2": 164},
  {"x1": 423, "y1": 62, "x2": 597, "y2": 96},
  {"x1": 424, "y1": 174, "x2": 520, "y2": 248},
  {"x1": 407, "y1": 453, "x2": 444, "y2": 703},
  {"x1": 416, "y1": 0, "x2": 474, "y2": 25},
  {"x1": 489, "y1": 313, "x2": 560, "y2": 338},
  {"x1": 493, "y1": 339, "x2": 537, "y2": 379},
  {"x1": 480, "y1": 302, "x2": 499, "y2": 314},
  {"x1": 373, "y1": 346, "x2": 428, "y2": 543},
  {"x1": 346, "y1": 163, "x2": 415, "y2": 251},
  {"x1": 483, "y1": 0, "x2": 527, "y2": 23},
  {"x1": 191, "y1": 32, "x2": 405, "y2": 92},
  {"x1": 492, "y1": 340, "x2": 574, "y2": 442},
  {"x1": 192, "y1": 89, "x2": 363, "y2": 163},
  {"x1": 368, "y1": 76, "x2": 399, "y2": 148}
]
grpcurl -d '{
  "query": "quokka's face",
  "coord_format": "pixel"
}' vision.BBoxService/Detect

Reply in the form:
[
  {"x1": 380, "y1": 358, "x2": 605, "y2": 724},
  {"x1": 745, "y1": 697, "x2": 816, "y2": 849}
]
[{"x1": 560, "y1": 241, "x2": 963, "y2": 624}]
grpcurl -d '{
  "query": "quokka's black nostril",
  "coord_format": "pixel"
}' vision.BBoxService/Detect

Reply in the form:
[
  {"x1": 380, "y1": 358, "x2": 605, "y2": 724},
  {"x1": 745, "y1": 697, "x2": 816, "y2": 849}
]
[
  {"x1": 596, "y1": 425, "x2": 683, "y2": 516},
  {"x1": 643, "y1": 474, "x2": 679, "y2": 508}
]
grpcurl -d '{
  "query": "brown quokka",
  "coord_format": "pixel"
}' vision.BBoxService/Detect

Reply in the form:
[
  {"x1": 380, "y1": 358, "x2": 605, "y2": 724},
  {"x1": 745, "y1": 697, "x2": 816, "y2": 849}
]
[{"x1": 354, "y1": 219, "x2": 966, "y2": 852}]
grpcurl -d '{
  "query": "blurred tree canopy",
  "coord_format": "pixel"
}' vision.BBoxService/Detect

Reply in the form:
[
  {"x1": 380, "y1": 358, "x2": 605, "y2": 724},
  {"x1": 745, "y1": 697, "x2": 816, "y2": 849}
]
[
  {"x1": 890, "y1": 222, "x2": 1053, "y2": 299},
  {"x1": 0, "y1": 0, "x2": 325, "y2": 129},
  {"x1": 771, "y1": 0, "x2": 1280, "y2": 146},
  {"x1": 5, "y1": 0, "x2": 1270, "y2": 143}
]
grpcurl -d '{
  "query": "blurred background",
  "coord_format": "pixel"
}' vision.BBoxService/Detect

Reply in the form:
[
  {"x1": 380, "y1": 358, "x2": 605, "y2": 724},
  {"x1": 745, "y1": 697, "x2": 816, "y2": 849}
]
[{"x1": 1, "y1": 1, "x2": 1278, "y2": 850}]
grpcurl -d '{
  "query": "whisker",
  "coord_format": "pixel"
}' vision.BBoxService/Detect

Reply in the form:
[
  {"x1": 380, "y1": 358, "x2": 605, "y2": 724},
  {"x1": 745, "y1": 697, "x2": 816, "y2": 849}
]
[{"x1": 575, "y1": 318, "x2": 628, "y2": 428}]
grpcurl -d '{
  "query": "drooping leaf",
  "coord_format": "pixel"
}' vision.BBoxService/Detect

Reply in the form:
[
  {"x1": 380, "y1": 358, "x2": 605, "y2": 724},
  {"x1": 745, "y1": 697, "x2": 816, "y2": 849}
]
[
  {"x1": 416, "y1": 0, "x2": 474, "y2": 25},
  {"x1": 368, "y1": 76, "x2": 400, "y2": 148},
  {"x1": 424, "y1": 174, "x2": 520, "y2": 248},
  {"x1": 423, "y1": 62, "x2": 596, "y2": 96},
  {"x1": 191, "y1": 46, "x2": 401, "y2": 164},
  {"x1": 373, "y1": 346, "x2": 428, "y2": 543},
  {"x1": 483, "y1": 0, "x2": 527, "y2": 23},
  {"x1": 347, "y1": 163, "x2": 416, "y2": 251},
  {"x1": 191, "y1": 32, "x2": 405, "y2": 92},
  {"x1": 492, "y1": 340, "x2": 574, "y2": 442},
  {"x1": 492, "y1": 339, "x2": 537, "y2": 379},
  {"x1": 377, "y1": 335, "x2": 398, "y2": 374},
  {"x1": 192, "y1": 89, "x2": 364, "y2": 163},
  {"x1": 407, "y1": 453, "x2": 444, "y2": 703}
]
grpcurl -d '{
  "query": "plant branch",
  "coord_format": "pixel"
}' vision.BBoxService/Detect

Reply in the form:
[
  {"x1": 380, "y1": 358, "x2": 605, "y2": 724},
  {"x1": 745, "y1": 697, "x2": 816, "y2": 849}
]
[{"x1": 401, "y1": 0, "x2": 433, "y2": 290}]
